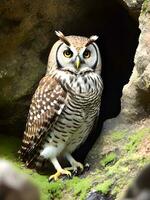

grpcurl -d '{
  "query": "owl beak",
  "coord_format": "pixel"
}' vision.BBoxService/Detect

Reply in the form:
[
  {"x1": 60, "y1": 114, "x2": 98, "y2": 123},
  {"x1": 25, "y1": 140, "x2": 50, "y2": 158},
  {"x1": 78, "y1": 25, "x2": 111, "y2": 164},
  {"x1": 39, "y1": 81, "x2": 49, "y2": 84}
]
[{"x1": 75, "y1": 56, "x2": 81, "y2": 69}]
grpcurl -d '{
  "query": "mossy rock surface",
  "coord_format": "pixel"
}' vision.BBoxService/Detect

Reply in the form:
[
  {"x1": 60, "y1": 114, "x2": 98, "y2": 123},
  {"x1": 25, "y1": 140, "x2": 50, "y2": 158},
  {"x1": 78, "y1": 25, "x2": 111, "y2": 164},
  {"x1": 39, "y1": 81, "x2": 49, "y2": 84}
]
[{"x1": 0, "y1": 122, "x2": 149, "y2": 200}]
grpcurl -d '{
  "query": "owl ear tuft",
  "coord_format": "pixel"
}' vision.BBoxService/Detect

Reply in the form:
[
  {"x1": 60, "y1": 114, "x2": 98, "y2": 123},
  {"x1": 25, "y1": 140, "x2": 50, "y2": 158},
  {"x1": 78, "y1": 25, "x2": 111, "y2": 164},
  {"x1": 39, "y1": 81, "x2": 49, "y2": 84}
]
[
  {"x1": 55, "y1": 31, "x2": 70, "y2": 46},
  {"x1": 86, "y1": 35, "x2": 99, "y2": 46}
]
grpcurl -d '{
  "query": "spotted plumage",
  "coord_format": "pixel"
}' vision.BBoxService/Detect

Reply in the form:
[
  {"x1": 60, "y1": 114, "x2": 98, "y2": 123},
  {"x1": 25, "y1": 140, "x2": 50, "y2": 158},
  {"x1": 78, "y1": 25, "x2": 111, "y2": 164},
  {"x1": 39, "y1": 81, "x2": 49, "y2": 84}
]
[{"x1": 20, "y1": 31, "x2": 103, "y2": 181}]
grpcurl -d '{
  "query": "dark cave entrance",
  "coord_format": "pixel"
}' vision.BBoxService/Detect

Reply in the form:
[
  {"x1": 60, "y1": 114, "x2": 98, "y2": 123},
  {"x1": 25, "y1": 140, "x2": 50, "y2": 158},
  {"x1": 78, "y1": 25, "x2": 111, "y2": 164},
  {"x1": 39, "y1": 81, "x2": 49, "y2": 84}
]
[{"x1": 68, "y1": 0, "x2": 141, "y2": 162}]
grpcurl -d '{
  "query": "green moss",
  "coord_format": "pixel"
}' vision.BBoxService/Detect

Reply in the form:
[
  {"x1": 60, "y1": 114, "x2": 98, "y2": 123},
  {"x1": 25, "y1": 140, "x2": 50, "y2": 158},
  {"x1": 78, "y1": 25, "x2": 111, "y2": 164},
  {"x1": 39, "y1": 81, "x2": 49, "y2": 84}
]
[
  {"x1": 48, "y1": 181, "x2": 64, "y2": 200},
  {"x1": 125, "y1": 129, "x2": 148, "y2": 153},
  {"x1": 95, "y1": 128, "x2": 150, "y2": 199},
  {"x1": 66, "y1": 177, "x2": 91, "y2": 200},
  {"x1": 112, "y1": 131, "x2": 124, "y2": 142},
  {"x1": 100, "y1": 152, "x2": 117, "y2": 167},
  {"x1": 0, "y1": 126, "x2": 149, "y2": 200},
  {"x1": 95, "y1": 180, "x2": 113, "y2": 194}
]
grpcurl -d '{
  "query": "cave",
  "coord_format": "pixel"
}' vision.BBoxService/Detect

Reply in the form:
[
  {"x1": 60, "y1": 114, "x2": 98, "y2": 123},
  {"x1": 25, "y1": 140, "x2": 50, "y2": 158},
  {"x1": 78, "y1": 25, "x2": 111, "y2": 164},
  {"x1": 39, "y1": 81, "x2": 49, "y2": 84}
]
[{"x1": 0, "y1": 1, "x2": 140, "y2": 161}]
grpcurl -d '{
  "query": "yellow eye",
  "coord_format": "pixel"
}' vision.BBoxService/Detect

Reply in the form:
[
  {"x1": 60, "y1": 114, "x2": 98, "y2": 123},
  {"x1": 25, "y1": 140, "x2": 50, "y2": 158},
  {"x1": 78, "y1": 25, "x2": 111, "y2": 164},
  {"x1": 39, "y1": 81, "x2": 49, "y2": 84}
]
[
  {"x1": 63, "y1": 49, "x2": 73, "y2": 58},
  {"x1": 83, "y1": 50, "x2": 91, "y2": 58}
]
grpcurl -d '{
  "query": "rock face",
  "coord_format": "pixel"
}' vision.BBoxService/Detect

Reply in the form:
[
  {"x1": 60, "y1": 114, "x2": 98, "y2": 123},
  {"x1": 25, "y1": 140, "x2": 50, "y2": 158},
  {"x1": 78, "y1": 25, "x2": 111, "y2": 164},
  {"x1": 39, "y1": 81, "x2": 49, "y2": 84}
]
[
  {"x1": 120, "y1": 1, "x2": 150, "y2": 122},
  {"x1": 105, "y1": 0, "x2": 150, "y2": 127},
  {"x1": 123, "y1": 0, "x2": 144, "y2": 13},
  {"x1": 122, "y1": 0, "x2": 144, "y2": 19},
  {"x1": 0, "y1": 0, "x2": 86, "y2": 134}
]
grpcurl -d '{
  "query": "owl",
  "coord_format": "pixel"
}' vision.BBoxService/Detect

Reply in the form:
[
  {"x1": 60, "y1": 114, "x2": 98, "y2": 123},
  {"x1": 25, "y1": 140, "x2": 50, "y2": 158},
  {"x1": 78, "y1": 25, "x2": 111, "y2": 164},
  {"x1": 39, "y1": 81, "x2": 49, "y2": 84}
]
[{"x1": 20, "y1": 31, "x2": 103, "y2": 181}]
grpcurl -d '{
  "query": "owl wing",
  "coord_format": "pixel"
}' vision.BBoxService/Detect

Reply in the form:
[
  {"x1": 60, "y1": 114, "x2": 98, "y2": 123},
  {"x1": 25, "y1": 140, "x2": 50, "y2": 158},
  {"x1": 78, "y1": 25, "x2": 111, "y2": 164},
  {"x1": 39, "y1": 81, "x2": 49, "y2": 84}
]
[{"x1": 20, "y1": 75, "x2": 67, "y2": 166}]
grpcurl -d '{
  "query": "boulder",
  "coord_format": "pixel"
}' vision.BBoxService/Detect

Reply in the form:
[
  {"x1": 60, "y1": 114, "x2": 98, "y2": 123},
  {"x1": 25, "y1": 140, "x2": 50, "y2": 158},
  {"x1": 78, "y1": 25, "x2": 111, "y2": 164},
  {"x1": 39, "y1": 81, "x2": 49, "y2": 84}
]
[{"x1": 0, "y1": 159, "x2": 39, "y2": 200}]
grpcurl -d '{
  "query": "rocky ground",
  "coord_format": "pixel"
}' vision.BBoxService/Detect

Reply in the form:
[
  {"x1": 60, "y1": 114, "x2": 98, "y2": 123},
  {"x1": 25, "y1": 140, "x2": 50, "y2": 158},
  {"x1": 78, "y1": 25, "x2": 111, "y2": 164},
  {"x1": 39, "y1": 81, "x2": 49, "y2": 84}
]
[{"x1": 0, "y1": 119, "x2": 149, "y2": 200}]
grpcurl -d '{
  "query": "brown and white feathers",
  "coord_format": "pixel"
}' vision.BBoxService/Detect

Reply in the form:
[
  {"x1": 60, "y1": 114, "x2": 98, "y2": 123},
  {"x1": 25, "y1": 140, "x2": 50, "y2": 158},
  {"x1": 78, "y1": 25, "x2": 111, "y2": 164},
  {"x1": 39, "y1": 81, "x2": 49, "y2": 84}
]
[
  {"x1": 20, "y1": 76, "x2": 67, "y2": 165},
  {"x1": 20, "y1": 31, "x2": 103, "y2": 170}
]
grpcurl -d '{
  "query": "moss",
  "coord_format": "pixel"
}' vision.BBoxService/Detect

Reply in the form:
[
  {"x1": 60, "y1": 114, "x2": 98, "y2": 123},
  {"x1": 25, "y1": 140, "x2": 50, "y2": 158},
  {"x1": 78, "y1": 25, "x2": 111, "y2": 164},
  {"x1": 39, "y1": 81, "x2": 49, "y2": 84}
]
[
  {"x1": 111, "y1": 131, "x2": 124, "y2": 142},
  {"x1": 65, "y1": 177, "x2": 92, "y2": 200},
  {"x1": 100, "y1": 152, "x2": 117, "y2": 167},
  {"x1": 125, "y1": 129, "x2": 148, "y2": 153},
  {"x1": 95, "y1": 179, "x2": 113, "y2": 194},
  {"x1": 48, "y1": 181, "x2": 64, "y2": 200},
  {"x1": 0, "y1": 127, "x2": 149, "y2": 200},
  {"x1": 94, "y1": 128, "x2": 150, "y2": 199}
]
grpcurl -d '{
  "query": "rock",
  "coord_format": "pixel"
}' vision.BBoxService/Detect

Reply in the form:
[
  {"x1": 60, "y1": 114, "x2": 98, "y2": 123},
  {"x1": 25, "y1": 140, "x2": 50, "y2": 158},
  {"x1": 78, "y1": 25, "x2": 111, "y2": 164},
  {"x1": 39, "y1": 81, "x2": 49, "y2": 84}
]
[
  {"x1": 123, "y1": 0, "x2": 143, "y2": 11},
  {"x1": 115, "y1": 0, "x2": 150, "y2": 123},
  {"x1": 122, "y1": 165, "x2": 150, "y2": 200},
  {"x1": 0, "y1": 0, "x2": 85, "y2": 134},
  {"x1": 86, "y1": 192, "x2": 108, "y2": 200},
  {"x1": 120, "y1": 0, "x2": 143, "y2": 20},
  {"x1": 0, "y1": 159, "x2": 39, "y2": 200},
  {"x1": 86, "y1": 191, "x2": 110, "y2": 200}
]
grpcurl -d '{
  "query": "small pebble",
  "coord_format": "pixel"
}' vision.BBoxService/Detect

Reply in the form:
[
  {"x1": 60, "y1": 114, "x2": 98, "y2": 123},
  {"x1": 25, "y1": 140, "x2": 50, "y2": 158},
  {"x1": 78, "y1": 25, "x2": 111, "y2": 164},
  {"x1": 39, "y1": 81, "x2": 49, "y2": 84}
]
[{"x1": 86, "y1": 191, "x2": 112, "y2": 200}]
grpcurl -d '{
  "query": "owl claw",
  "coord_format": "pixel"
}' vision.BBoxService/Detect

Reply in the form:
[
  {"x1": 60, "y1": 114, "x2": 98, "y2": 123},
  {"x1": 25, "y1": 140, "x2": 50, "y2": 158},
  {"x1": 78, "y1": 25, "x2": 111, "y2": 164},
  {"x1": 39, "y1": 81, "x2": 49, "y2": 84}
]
[
  {"x1": 73, "y1": 161, "x2": 84, "y2": 172},
  {"x1": 48, "y1": 169, "x2": 71, "y2": 182},
  {"x1": 65, "y1": 161, "x2": 84, "y2": 175}
]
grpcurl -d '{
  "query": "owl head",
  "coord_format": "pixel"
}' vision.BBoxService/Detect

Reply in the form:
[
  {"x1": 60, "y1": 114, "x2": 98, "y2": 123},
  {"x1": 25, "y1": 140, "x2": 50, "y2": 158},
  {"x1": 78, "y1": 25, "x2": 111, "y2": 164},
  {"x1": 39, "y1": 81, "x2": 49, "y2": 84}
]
[{"x1": 47, "y1": 31, "x2": 101, "y2": 75}]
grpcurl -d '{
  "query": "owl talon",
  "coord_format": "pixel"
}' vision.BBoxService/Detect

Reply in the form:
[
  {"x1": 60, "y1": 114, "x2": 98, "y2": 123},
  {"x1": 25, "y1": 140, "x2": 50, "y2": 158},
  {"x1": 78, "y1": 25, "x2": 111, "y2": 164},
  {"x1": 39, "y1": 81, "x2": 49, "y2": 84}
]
[
  {"x1": 48, "y1": 169, "x2": 71, "y2": 182},
  {"x1": 65, "y1": 153, "x2": 84, "y2": 174},
  {"x1": 65, "y1": 161, "x2": 84, "y2": 175},
  {"x1": 73, "y1": 161, "x2": 84, "y2": 172}
]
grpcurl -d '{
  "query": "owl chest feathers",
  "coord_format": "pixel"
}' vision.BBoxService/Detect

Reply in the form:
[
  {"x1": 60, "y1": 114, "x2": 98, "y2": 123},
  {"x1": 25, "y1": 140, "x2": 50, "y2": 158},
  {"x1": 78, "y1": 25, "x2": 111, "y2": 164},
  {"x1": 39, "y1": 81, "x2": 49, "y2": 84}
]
[
  {"x1": 40, "y1": 71, "x2": 103, "y2": 156},
  {"x1": 54, "y1": 70, "x2": 102, "y2": 94},
  {"x1": 54, "y1": 70, "x2": 103, "y2": 117}
]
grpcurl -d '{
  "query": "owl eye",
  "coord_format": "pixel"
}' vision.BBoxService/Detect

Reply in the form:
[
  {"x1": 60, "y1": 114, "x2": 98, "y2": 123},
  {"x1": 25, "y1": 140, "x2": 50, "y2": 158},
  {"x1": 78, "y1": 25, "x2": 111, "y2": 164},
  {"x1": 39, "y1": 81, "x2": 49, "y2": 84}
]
[
  {"x1": 83, "y1": 50, "x2": 91, "y2": 58},
  {"x1": 63, "y1": 49, "x2": 73, "y2": 58}
]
